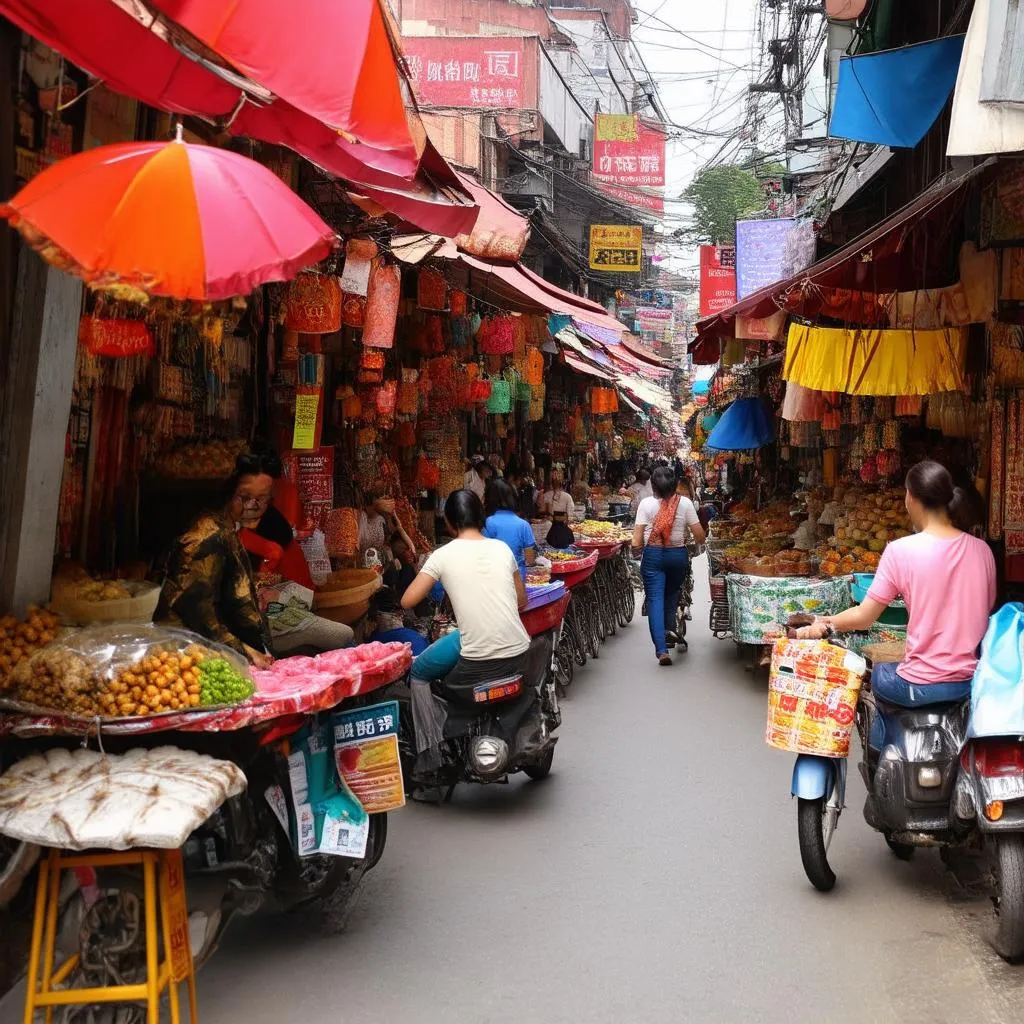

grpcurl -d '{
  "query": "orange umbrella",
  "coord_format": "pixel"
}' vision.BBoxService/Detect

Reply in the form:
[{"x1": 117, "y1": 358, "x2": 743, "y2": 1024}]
[{"x1": 1, "y1": 131, "x2": 336, "y2": 301}]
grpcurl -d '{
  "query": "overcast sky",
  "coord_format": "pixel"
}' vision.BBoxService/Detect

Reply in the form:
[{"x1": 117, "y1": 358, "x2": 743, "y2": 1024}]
[{"x1": 630, "y1": 0, "x2": 775, "y2": 272}]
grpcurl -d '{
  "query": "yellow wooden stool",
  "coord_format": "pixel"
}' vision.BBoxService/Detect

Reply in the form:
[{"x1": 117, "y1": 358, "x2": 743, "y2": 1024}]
[{"x1": 23, "y1": 848, "x2": 198, "y2": 1023}]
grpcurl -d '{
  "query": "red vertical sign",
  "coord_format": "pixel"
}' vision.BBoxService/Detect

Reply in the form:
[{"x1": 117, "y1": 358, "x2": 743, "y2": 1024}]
[{"x1": 699, "y1": 245, "x2": 736, "y2": 316}]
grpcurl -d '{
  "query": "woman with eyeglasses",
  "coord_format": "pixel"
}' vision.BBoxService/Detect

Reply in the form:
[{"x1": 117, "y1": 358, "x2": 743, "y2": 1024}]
[{"x1": 155, "y1": 448, "x2": 281, "y2": 668}]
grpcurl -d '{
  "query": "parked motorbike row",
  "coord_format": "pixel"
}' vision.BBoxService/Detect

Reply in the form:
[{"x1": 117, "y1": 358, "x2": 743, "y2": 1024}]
[{"x1": 787, "y1": 604, "x2": 1024, "y2": 961}]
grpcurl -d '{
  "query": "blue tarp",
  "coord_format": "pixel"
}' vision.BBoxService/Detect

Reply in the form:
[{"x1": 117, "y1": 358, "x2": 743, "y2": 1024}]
[
  {"x1": 704, "y1": 398, "x2": 774, "y2": 451},
  {"x1": 691, "y1": 379, "x2": 710, "y2": 396},
  {"x1": 829, "y1": 36, "x2": 966, "y2": 148}
]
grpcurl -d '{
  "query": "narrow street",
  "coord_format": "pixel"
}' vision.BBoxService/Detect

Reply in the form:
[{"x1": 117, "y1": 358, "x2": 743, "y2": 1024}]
[{"x1": 174, "y1": 565, "x2": 1021, "y2": 1023}]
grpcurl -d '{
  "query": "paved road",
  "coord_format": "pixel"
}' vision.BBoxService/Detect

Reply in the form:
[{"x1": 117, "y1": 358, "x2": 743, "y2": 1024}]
[{"x1": 4, "y1": 562, "x2": 1024, "y2": 1022}]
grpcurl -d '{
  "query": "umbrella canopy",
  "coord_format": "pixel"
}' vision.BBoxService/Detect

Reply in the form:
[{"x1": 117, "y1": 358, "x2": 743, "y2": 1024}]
[
  {"x1": 150, "y1": 0, "x2": 416, "y2": 171},
  {"x1": 704, "y1": 398, "x2": 774, "y2": 452},
  {"x1": 1, "y1": 135, "x2": 336, "y2": 301}
]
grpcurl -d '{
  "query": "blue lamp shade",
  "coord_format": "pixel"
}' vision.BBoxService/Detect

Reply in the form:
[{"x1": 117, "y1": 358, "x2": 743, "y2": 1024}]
[
  {"x1": 829, "y1": 35, "x2": 966, "y2": 148},
  {"x1": 692, "y1": 379, "x2": 710, "y2": 396},
  {"x1": 704, "y1": 397, "x2": 774, "y2": 451}
]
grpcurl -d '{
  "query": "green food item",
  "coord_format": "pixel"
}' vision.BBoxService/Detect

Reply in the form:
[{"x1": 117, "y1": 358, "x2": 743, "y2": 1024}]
[{"x1": 198, "y1": 657, "x2": 255, "y2": 707}]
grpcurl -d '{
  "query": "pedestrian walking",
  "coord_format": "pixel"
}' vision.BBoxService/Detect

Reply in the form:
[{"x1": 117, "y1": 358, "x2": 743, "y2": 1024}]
[{"x1": 632, "y1": 466, "x2": 707, "y2": 666}]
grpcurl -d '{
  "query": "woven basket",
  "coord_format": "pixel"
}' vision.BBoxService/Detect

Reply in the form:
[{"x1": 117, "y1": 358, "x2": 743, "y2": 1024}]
[{"x1": 314, "y1": 569, "x2": 381, "y2": 610}]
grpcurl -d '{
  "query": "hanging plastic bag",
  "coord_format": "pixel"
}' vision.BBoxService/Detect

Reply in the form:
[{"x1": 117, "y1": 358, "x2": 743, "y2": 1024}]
[{"x1": 969, "y1": 603, "x2": 1024, "y2": 738}]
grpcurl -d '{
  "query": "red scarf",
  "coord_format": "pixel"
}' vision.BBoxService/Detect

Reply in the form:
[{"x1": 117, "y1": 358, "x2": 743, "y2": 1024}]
[{"x1": 649, "y1": 494, "x2": 681, "y2": 547}]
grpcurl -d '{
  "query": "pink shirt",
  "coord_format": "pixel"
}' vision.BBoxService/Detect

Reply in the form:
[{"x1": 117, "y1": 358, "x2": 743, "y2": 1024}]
[{"x1": 867, "y1": 531, "x2": 996, "y2": 684}]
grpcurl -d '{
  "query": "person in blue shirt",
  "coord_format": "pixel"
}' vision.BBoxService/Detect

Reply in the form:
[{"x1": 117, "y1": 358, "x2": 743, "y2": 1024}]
[{"x1": 483, "y1": 478, "x2": 537, "y2": 576}]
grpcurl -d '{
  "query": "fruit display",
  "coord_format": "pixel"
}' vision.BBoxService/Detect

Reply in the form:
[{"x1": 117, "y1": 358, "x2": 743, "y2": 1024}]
[
  {"x1": 816, "y1": 487, "x2": 911, "y2": 577},
  {"x1": 730, "y1": 549, "x2": 814, "y2": 578},
  {"x1": 542, "y1": 546, "x2": 589, "y2": 562},
  {"x1": 717, "y1": 500, "x2": 802, "y2": 569},
  {"x1": 0, "y1": 607, "x2": 62, "y2": 692},
  {"x1": 2, "y1": 626, "x2": 254, "y2": 719},
  {"x1": 198, "y1": 657, "x2": 256, "y2": 707},
  {"x1": 525, "y1": 564, "x2": 552, "y2": 585},
  {"x1": 575, "y1": 521, "x2": 631, "y2": 544}
]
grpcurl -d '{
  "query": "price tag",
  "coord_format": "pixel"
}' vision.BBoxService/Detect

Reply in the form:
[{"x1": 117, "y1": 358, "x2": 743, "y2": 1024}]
[{"x1": 292, "y1": 392, "x2": 319, "y2": 450}]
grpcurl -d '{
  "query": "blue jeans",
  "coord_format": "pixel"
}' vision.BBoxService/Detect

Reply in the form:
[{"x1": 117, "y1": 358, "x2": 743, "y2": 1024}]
[
  {"x1": 411, "y1": 630, "x2": 462, "y2": 682},
  {"x1": 641, "y1": 545, "x2": 689, "y2": 656},
  {"x1": 869, "y1": 662, "x2": 972, "y2": 750}
]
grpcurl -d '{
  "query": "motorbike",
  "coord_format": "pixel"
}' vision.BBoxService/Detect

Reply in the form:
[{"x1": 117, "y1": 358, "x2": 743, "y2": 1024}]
[
  {"x1": 789, "y1": 624, "x2": 1024, "y2": 960},
  {"x1": 395, "y1": 591, "x2": 567, "y2": 798},
  {"x1": 0, "y1": 655, "x2": 408, "y2": 1002}
]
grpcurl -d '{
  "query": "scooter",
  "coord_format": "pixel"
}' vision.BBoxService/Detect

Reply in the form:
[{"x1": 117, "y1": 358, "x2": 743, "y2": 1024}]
[
  {"x1": 789, "y1": 629, "x2": 1024, "y2": 960},
  {"x1": 395, "y1": 599, "x2": 566, "y2": 797}
]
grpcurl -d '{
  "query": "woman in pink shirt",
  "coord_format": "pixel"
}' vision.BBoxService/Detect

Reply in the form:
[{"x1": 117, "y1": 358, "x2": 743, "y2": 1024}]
[{"x1": 798, "y1": 461, "x2": 996, "y2": 703}]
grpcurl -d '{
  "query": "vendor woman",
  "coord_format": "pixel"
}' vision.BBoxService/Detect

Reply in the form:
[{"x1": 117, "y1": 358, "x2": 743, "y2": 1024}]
[
  {"x1": 359, "y1": 483, "x2": 416, "y2": 568},
  {"x1": 541, "y1": 471, "x2": 575, "y2": 548},
  {"x1": 156, "y1": 449, "x2": 277, "y2": 668}
]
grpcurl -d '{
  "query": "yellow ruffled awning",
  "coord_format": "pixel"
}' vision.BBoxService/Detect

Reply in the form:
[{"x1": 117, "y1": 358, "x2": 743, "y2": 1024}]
[{"x1": 783, "y1": 322, "x2": 966, "y2": 396}]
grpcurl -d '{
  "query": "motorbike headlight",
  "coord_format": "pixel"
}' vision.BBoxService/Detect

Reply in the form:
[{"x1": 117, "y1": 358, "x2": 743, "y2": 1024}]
[
  {"x1": 918, "y1": 767, "x2": 942, "y2": 788},
  {"x1": 468, "y1": 736, "x2": 509, "y2": 779}
]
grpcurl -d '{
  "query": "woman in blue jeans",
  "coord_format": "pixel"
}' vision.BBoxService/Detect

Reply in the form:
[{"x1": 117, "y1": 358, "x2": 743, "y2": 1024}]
[{"x1": 632, "y1": 466, "x2": 706, "y2": 666}]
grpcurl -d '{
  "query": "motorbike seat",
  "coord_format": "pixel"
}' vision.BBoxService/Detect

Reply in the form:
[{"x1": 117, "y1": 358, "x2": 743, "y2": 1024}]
[{"x1": 873, "y1": 677, "x2": 971, "y2": 710}]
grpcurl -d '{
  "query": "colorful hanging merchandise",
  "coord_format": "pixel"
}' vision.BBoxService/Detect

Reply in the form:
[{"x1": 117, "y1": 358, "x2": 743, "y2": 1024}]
[
  {"x1": 285, "y1": 273, "x2": 341, "y2": 333},
  {"x1": 784, "y1": 323, "x2": 967, "y2": 395},
  {"x1": 362, "y1": 261, "x2": 401, "y2": 349},
  {"x1": 486, "y1": 379, "x2": 512, "y2": 414},
  {"x1": 591, "y1": 387, "x2": 619, "y2": 414},
  {"x1": 450, "y1": 290, "x2": 468, "y2": 316},
  {"x1": 417, "y1": 267, "x2": 448, "y2": 311},
  {"x1": 991, "y1": 397, "x2": 1006, "y2": 541},
  {"x1": 478, "y1": 315, "x2": 515, "y2": 355},
  {"x1": 1004, "y1": 396, "x2": 1024, "y2": 581},
  {"x1": 397, "y1": 368, "x2": 419, "y2": 415}
]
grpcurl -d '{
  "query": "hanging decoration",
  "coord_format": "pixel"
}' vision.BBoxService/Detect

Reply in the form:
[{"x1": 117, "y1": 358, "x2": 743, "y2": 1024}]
[
  {"x1": 285, "y1": 273, "x2": 342, "y2": 333},
  {"x1": 362, "y1": 261, "x2": 401, "y2": 349},
  {"x1": 417, "y1": 266, "x2": 448, "y2": 311}
]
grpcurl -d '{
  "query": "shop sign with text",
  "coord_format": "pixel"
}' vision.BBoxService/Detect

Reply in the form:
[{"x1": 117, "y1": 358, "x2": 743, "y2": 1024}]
[
  {"x1": 590, "y1": 225, "x2": 642, "y2": 273},
  {"x1": 403, "y1": 37, "x2": 526, "y2": 109}
]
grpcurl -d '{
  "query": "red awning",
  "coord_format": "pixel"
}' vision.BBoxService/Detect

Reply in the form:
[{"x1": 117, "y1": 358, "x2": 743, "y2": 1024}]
[
  {"x1": 149, "y1": 0, "x2": 418, "y2": 175},
  {"x1": 690, "y1": 160, "x2": 995, "y2": 364},
  {"x1": 620, "y1": 334, "x2": 675, "y2": 371},
  {"x1": 563, "y1": 352, "x2": 615, "y2": 382},
  {"x1": 517, "y1": 264, "x2": 613, "y2": 318},
  {"x1": 458, "y1": 254, "x2": 625, "y2": 333},
  {"x1": 607, "y1": 345, "x2": 673, "y2": 382},
  {"x1": 453, "y1": 172, "x2": 531, "y2": 261},
  {"x1": 0, "y1": 0, "x2": 479, "y2": 238}
]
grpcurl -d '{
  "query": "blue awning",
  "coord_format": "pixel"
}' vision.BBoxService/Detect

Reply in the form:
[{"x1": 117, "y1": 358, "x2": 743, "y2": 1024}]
[
  {"x1": 829, "y1": 36, "x2": 966, "y2": 148},
  {"x1": 704, "y1": 398, "x2": 774, "y2": 451}
]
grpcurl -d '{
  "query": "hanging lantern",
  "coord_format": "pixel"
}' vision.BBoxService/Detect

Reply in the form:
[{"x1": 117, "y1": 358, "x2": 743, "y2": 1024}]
[{"x1": 285, "y1": 273, "x2": 342, "y2": 333}]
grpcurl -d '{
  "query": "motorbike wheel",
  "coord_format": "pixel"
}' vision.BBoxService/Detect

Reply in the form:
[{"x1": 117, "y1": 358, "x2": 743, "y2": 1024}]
[
  {"x1": 993, "y1": 834, "x2": 1024, "y2": 961},
  {"x1": 523, "y1": 746, "x2": 554, "y2": 780},
  {"x1": 797, "y1": 797, "x2": 837, "y2": 893},
  {"x1": 885, "y1": 835, "x2": 916, "y2": 861},
  {"x1": 304, "y1": 813, "x2": 389, "y2": 934},
  {"x1": 565, "y1": 611, "x2": 587, "y2": 667},
  {"x1": 555, "y1": 642, "x2": 574, "y2": 692},
  {"x1": 586, "y1": 601, "x2": 602, "y2": 659}
]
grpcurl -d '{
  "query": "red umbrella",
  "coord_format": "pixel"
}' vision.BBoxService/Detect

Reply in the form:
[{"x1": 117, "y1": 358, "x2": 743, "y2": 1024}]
[
  {"x1": 150, "y1": 0, "x2": 417, "y2": 167},
  {"x1": 1, "y1": 132, "x2": 337, "y2": 301}
]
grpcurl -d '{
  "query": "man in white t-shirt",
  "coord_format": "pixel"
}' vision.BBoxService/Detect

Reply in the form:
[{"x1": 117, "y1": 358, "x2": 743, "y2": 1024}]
[{"x1": 402, "y1": 489, "x2": 530, "y2": 684}]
